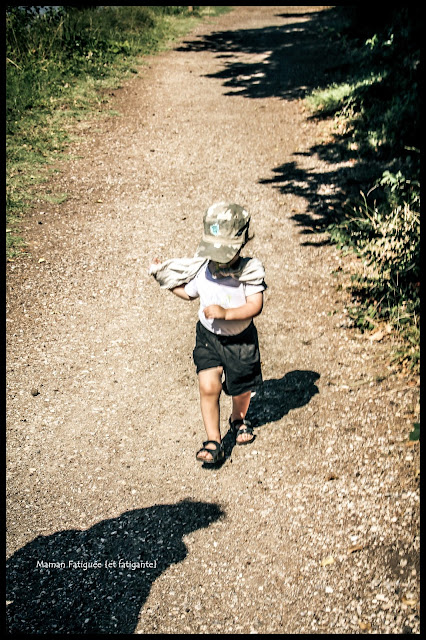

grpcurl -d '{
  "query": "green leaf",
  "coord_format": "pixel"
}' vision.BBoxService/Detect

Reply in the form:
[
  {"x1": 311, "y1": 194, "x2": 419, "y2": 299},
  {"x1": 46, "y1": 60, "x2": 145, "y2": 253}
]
[{"x1": 409, "y1": 423, "x2": 420, "y2": 441}]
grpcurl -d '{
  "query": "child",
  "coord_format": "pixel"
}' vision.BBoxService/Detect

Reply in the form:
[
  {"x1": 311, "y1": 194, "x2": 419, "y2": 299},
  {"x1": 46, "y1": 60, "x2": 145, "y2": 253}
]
[{"x1": 150, "y1": 202, "x2": 266, "y2": 465}]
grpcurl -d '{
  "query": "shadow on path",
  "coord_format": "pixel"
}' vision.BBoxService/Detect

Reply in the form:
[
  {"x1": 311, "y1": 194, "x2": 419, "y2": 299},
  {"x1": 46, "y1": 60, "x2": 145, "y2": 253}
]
[
  {"x1": 179, "y1": 7, "x2": 386, "y2": 242},
  {"x1": 248, "y1": 369, "x2": 320, "y2": 428},
  {"x1": 205, "y1": 370, "x2": 320, "y2": 468},
  {"x1": 259, "y1": 145, "x2": 385, "y2": 241},
  {"x1": 6, "y1": 499, "x2": 224, "y2": 634},
  {"x1": 177, "y1": 8, "x2": 335, "y2": 101}
]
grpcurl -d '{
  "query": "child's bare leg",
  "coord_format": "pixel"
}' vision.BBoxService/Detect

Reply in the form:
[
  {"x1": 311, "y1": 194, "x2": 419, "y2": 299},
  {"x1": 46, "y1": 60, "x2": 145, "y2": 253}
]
[
  {"x1": 197, "y1": 367, "x2": 223, "y2": 461},
  {"x1": 231, "y1": 391, "x2": 254, "y2": 443}
]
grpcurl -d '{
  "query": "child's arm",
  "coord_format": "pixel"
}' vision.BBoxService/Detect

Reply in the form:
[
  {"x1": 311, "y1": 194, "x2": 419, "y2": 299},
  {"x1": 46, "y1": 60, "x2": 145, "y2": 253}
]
[
  {"x1": 203, "y1": 292, "x2": 263, "y2": 321},
  {"x1": 171, "y1": 285, "x2": 194, "y2": 301}
]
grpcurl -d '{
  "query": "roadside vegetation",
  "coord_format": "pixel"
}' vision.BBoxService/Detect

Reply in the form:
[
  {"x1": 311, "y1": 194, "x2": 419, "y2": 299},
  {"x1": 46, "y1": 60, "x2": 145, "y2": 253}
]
[
  {"x1": 6, "y1": 7, "x2": 419, "y2": 378},
  {"x1": 6, "y1": 5, "x2": 230, "y2": 258},
  {"x1": 306, "y1": 7, "x2": 420, "y2": 376}
]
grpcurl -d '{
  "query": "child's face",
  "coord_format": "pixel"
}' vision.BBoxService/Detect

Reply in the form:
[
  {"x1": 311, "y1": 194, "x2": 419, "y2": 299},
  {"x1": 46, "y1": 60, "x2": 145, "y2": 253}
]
[{"x1": 211, "y1": 253, "x2": 240, "y2": 269}]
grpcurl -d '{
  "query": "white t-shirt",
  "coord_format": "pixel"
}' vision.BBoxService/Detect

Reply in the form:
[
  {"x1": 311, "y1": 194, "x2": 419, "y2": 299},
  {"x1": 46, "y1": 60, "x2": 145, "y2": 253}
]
[{"x1": 184, "y1": 262, "x2": 265, "y2": 336}]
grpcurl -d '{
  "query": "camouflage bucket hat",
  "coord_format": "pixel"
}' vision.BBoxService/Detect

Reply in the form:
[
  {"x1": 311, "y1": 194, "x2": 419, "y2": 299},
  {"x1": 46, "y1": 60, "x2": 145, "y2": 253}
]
[{"x1": 195, "y1": 202, "x2": 252, "y2": 264}]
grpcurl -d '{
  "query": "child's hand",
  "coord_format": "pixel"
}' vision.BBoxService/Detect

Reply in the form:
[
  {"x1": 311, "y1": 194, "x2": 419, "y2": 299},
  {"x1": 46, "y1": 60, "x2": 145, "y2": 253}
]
[
  {"x1": 203, "y1": 304, "x2": 227, "y2": 320},
  {"x1": 148, "y1": 257, "x2": 161, "y2": 275}
]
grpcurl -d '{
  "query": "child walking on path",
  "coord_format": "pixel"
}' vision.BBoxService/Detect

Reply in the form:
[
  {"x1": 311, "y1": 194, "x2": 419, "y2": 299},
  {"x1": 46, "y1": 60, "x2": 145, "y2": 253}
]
[{"x1": 150, "y1": 202, "x2": 266, "y2": 465}]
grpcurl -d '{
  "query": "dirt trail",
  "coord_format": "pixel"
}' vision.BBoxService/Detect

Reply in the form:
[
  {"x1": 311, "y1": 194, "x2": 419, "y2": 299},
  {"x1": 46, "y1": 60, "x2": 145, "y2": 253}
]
[{"x1": 6, "y1": 7, "x2": 419, "y2": 634}]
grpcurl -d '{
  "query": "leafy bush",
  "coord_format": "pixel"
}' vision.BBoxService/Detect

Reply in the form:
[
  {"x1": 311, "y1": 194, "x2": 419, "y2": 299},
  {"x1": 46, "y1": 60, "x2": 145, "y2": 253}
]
[
  {"x1": 331, "y1": 192, "x2": 419, "y2": 301},
  {"x1": 308, "y1": 7, "x2": 420, "y2": 371}
]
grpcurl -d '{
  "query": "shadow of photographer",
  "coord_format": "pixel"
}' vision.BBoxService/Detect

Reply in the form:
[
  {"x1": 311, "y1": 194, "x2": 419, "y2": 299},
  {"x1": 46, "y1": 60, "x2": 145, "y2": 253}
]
[{"x1": 6, "y1": 499, "x2": 224, "y2": 634}]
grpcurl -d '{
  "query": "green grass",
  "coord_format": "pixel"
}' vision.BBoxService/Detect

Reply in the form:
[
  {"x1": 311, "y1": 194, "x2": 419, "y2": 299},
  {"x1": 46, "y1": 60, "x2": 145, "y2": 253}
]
[
  {"x1": 307, "y1": 76, "x2": 381, "y2": 118},
  {"x1": 6, "y1": 6, "x2": 232, "y2": 260}
]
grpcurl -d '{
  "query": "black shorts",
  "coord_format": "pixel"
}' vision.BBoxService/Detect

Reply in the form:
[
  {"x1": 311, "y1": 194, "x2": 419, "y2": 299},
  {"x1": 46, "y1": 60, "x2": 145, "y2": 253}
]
[{"x1": 193, "y1": 320, "x2": 263, "y2": 397}]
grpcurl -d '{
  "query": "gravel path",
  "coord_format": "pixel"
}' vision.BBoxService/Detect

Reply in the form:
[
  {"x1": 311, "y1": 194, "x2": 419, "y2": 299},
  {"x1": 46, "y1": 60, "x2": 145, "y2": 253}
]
[{"x1": 6, "y1": 6, "x2": 420, "y2": 634}]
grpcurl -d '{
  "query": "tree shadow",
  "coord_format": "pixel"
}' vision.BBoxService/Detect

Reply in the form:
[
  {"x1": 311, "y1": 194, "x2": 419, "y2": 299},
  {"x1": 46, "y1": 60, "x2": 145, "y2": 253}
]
[
  {"x1": 178, "y1": 6, "x2": 393, "y2": 239},
  {"x1": 177, "y1": 8, "x2": 337, "y2": 101},
  {"x1": 259, "y1": 134, "x2": 388, "y2": 237},
  {"x1": 6, "y1": 499, "x2": 224, "y2": 634}
]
